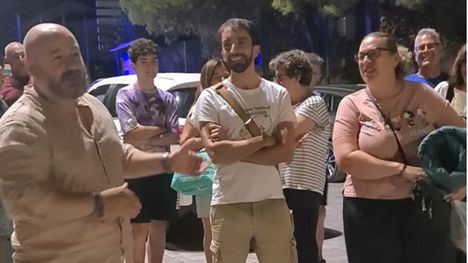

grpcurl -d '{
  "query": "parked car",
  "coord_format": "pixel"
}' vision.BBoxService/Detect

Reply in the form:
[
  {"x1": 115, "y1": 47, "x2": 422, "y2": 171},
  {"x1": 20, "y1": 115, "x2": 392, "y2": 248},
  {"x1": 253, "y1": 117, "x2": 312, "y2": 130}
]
[
  {"x1": 313, "y1": 84, "x2": 365, "y2": 183},
  {"x1": 88, "y1": 72, "x2": 201, "y2": 137}
]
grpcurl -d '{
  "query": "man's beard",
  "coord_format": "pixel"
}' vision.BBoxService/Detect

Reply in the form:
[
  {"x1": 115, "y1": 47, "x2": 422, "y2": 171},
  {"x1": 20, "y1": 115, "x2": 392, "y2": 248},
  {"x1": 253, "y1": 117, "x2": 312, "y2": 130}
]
[
  {"x1": 50, "y1": 70, "x2": 88, "y2": 99},
  {"x1": 225, "y1": 52, "x2": 253, "y2": 73}
]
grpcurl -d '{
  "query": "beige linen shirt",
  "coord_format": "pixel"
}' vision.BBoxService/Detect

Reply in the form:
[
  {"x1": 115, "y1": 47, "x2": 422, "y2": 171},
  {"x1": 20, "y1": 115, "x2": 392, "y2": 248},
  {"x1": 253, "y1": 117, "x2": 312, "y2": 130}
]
[{"x1": 0, "y1": 87, "x2": 136, "y2": 262}]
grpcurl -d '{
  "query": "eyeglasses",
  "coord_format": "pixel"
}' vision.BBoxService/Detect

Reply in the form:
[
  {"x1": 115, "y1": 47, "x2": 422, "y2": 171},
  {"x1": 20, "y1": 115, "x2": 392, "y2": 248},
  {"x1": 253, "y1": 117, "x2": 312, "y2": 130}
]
[
  {"x1": 354, "y1": 47, "x2": 392, "y2": 62},
  {"x1": 416, "y1": 42, "x2": 440, "y2": 52}
]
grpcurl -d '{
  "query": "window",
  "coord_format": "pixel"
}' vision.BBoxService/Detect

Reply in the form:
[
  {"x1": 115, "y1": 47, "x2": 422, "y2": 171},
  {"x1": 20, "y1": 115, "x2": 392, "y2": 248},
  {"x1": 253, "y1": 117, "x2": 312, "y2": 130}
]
[
  {"x1": 169, "y1": 87, "x2": 197, "y2": 118},
  {"x1": 104, "y1": 84, "x2": 128, "y2": 117},
  {"x1": 88, "y1": 84, "x2": 111, "y2": 102}
]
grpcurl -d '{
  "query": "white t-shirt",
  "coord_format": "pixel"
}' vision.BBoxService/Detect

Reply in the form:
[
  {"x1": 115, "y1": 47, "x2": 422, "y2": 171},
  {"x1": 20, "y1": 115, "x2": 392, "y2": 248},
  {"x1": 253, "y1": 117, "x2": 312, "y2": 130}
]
[
  {"x1": 279, "y1": 95, "x2": 330, "y2": 194},
  {"x1": 192, "y1": 78, "x2": 296, "y2": 205}
]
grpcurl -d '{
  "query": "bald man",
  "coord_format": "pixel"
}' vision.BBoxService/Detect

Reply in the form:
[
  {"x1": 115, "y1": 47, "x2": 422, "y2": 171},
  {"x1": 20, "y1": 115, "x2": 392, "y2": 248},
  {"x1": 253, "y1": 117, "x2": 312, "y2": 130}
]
[
  {"x1": 4, "y1": 42, "x2": 28, "y2": 78},
  {"x1": 0, "y1": 23, "x2": 204, "y2": 263},
  {"x1": 0, "y1": 42, "x2": 29, "y2": 106}
]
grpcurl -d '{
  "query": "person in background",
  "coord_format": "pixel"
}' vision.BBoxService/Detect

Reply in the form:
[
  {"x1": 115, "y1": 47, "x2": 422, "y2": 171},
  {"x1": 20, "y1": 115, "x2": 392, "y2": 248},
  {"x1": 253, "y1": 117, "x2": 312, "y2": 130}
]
[
  {"x1": 405, "y1": 28, "x2": 448, "y2": 88},
  {"x1": 397, "y1": 45, "x2": 416, "y2": 76},
  {"x1": 270, "y1": 49, "x2": 329, "y2": 263},
  {"x1": 115, "y1": 38, "x2": 180, "y2": 263},
  {"x1": 179, "y1": 58, "x2": 225, "y2": 263},
  {"x1": 0, "y1": 64, "x2": 5, "y2": 109},
  {"x1": 0, "y1": 64, "x2": 12, "y2": 263},
  {"x1": 333, "y1": 32, "x2": 465, "y2": 263},
  {"x1": 305, "y1": 52, "x2": 328, "y2": 263},
  {"x1": 435, "y1": 44, "x2": 466, "y2": 118},
  {"x1": 0, "y1": 42, "x2": 30, "y2": 106}
]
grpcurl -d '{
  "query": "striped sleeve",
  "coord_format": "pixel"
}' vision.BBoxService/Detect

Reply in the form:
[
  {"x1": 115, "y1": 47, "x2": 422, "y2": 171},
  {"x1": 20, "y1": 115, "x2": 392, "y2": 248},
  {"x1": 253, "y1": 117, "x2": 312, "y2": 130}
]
[{"x1": 297, "y1": 96, "x2": 329, "y2": 128}]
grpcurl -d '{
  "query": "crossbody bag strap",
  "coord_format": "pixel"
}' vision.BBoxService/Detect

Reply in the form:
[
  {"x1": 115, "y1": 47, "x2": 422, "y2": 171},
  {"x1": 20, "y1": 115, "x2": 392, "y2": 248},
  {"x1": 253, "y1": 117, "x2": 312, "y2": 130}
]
[
  {"x1": 367, "y1": 90, "x2": 409, "y2": 164},
  {"x1": 210, "y1": 83, "x2": 262, "y2": 137}
]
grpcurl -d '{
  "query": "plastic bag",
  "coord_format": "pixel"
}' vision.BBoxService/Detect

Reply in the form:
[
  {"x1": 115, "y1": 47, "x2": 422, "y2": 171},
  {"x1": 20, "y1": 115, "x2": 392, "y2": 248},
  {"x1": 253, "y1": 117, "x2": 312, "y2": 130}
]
[{"x1": 450, "y1": 200, "x2": 466, "y2": 252}]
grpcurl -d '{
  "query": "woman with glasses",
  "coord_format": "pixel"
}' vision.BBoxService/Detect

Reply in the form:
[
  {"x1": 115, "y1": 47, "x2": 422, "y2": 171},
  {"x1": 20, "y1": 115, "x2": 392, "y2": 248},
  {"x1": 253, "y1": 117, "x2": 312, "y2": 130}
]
[
  {"x1": 333, "y1": 32, "x2": 465, "y2": 263},
  {"x1": 270, "y1": 49, "x2": 330, "y2": 263}
]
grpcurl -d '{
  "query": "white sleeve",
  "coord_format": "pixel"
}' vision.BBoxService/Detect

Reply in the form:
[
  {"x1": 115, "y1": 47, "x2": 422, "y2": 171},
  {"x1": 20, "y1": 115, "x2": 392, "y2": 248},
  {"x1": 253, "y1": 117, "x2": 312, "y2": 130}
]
[
  {"x1": 192, "y1": 89, "x2": 220, "y2": 129},
  {"x1": 276, "y1": 89, "x2": 296, "y2": 124},
  {"x1": 434, "y1": 81, "x2": 449, "y2": 99}
]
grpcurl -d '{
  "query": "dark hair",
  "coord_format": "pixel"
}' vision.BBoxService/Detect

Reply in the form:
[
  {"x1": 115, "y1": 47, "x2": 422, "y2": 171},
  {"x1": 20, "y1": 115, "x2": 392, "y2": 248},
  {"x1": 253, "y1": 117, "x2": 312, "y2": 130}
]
[
  {"x1": 269, "y1": 49, "x2": 313, "y2": 87},
  {"x1": 450, "y1": 44, "x2": 466, "y2": 87},
  {"x1": 217, "y1": 18, "x2": 260, "y2": 46},
  {"x1": 200, "y1": 59, "x2": 223, "y2": 89},
  {"x1": 127, "y1": 38, "x2": 159, "y2": 63},
  {"x1": 362, "y1": 32, "x2": 405, "y2": 79}
]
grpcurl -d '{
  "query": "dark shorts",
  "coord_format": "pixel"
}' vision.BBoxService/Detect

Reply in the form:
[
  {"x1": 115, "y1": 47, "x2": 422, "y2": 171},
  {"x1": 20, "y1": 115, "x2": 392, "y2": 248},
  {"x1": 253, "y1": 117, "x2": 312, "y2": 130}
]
[
  {"x1": 126, "y1": 173, "x2": 177, "y2": 223},
  {"x1": 320, "y1": 178, "x2": 328, "y2": 206}
]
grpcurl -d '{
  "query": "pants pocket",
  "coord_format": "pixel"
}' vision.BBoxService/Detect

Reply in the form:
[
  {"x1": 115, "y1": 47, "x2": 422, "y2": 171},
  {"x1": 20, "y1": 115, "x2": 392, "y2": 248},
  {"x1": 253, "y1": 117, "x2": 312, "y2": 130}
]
[{"x1": 210, "y1": 240, "x2": 222, "y2": 263}]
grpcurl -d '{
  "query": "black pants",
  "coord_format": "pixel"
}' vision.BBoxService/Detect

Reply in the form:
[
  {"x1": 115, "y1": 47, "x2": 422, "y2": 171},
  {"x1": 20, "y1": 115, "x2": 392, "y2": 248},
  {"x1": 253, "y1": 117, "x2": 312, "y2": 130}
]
[
  {"x1": 284, "y1": 189, "x2": 321, "y2": 263},
  {"x1": 343, "y1": 197, "x2": 420, "y2": 263}
]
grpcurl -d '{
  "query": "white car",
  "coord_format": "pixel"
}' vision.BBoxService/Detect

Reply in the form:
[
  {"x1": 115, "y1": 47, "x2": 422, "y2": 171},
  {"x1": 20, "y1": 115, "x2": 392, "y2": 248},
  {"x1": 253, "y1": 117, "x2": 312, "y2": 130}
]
[{"x1": 88, "y1": 72, "x2": 201, "y2": 137}]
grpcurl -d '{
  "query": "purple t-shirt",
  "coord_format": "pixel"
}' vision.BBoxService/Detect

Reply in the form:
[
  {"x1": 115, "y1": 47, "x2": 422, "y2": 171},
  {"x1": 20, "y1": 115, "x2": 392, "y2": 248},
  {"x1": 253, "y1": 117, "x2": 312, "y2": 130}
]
[{"x1": 116, "y1": 84, "x2": 179, "y2": 150}]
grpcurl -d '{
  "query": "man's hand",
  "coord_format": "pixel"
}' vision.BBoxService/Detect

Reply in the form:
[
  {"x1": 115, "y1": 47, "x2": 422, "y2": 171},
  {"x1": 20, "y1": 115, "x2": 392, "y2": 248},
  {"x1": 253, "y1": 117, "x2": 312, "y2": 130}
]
[
  {"x1": 401, "y1": 165, "x2": 426, "y2": 183},
  {"x1": 208, "y1": 123, "x2": 227, "y2": 142},
  {"x1": 99, "y1": 183, "x2": 141, "y2": 220},
  {"x1": 168, "y1": 143, "x2": 205, "y2": 175}
]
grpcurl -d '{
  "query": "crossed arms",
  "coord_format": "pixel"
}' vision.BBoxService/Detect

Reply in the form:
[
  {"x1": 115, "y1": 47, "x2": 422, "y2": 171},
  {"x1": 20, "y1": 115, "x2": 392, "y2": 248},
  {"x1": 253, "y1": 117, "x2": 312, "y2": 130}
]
[{"x1": 199, "y1": 121, "x2": 295, "y2": 165}]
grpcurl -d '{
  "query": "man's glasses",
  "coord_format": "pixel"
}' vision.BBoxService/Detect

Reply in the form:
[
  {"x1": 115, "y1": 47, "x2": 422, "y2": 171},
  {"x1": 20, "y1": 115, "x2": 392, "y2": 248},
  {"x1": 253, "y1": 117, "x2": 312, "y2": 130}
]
[
  {"x1": 416, "y1": 42, "x2": 440, "y2": 52},
  {"x1": 354, "y1": 47, "x2": 392, "y2": 62}
]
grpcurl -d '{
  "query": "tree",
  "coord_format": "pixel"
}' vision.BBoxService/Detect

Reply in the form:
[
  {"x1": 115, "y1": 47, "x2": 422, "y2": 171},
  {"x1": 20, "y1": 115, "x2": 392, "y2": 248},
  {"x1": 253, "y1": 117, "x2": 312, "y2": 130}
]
[
  {"x1": 119, "y1": 0, "x2": 465, "y2": 81},
  {"x1": 119, "y1": 0, "x2": 271, "y2": 57}
]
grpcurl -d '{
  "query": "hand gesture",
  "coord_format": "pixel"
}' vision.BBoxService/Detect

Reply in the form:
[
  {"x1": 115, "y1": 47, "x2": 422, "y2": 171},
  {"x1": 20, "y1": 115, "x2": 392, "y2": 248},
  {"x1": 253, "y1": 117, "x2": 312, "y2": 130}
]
[
  {"x1": 99, "y1": 183, "x2": 141, "y2": 220},
  {"x1": 168, "y1": 142, "x2": 206, "y2": 176}
]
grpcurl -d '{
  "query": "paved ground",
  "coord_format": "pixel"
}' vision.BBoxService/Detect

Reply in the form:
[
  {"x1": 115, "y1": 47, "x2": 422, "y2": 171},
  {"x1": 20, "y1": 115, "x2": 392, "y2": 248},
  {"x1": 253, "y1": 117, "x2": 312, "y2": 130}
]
[{"x1": 162, "y1": 183, "x2": 348, "y2": 263}]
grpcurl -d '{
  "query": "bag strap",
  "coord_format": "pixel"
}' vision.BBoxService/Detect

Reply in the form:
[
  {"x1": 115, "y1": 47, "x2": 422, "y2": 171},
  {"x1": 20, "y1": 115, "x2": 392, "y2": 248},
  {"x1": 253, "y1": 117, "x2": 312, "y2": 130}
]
[
  {"x1": 367, "y1": 90, "x2": 409, "y2": 164},
  {"x1": 210, "y1": 83, "x2": 262, "y2": 137}
]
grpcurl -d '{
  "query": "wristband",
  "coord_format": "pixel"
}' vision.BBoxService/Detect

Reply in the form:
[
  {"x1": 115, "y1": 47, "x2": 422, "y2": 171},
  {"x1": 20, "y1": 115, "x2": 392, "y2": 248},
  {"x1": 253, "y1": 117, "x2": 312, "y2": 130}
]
[
  {"x1": 92, "y1": 192, "x2": 104, "y2": 218},
  {"x1": 398, "y1": 163, "x2": 407, "y2": 176},
  {"x1": 162, "y1": 152, "x2": 171, "y2": 173}
]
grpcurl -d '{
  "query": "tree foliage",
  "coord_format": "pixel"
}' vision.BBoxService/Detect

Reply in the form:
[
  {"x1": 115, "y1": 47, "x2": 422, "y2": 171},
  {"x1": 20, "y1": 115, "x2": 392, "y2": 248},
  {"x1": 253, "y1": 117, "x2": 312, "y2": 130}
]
[
  {"x1": 120, "y1": 0, "x2": 274, "y2": 57},
  {"x1": 119, "y1": 0, "x2": 465, "y2": 80}
]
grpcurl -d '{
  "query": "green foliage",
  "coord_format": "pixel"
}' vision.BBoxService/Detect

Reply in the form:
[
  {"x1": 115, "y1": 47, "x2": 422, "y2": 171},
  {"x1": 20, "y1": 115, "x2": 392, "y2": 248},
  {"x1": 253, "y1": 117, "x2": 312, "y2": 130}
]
[
  {"x1": 119, "y1": 0, "x2": 276, "y2": 57},
  {"x1": 271, "y1": 0, "x2": 295, "y2": 15},
  {"x1": 271, "y1": 0, "x2": 361, "y2": 16},
  {"x1": 394, "y1": 0, "x2": 426, "y2": 9}
]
